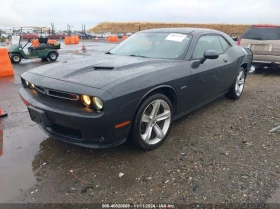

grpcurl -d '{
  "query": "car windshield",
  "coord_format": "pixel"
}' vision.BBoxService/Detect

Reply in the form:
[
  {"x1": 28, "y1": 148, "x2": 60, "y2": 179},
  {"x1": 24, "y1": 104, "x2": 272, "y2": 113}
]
[
  {"x1": 110, "y1": 32, "x2": 191, "y2": 59},
  {"x1": 242, "y1": 27, "x2": 280, "y2": 40}
]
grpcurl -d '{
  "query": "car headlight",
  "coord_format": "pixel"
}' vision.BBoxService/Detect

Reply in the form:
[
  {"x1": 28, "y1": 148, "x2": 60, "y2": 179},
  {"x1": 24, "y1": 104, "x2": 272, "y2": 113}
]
[
  {"x1": 25, "y1": 80, "x2": 29, "y2": 86},
  {"x1": 92, "y1": 97, "x2": 103, "y2": 110},
  {"x1": 81, "y1": 95, "x2": 92, "y2": 106}
]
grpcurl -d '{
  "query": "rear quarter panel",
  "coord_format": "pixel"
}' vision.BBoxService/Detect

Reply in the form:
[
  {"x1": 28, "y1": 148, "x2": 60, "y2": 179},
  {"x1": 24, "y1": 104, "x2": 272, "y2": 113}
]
[{"x1": 230, "y1": 45, "x2": 253, "y2": 72}]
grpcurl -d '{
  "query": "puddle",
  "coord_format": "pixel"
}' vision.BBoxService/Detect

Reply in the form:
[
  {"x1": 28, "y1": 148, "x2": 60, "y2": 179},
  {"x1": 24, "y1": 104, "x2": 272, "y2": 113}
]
[
  {"x1": 0, "y1": 112, "x2": 47, "y2": 203},
  {"x1": 0, "y1": 68, "x2": 47, "y2": 203}
]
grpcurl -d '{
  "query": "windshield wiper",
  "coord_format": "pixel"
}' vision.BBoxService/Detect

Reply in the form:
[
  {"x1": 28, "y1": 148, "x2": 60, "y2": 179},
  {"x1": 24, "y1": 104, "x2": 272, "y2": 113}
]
[
  {"x1": 129, "y1": 54, "x2": 148, "y2": 58},
  {"x1": 105, "y1": 51, "x2": 114, "y2": 55}
]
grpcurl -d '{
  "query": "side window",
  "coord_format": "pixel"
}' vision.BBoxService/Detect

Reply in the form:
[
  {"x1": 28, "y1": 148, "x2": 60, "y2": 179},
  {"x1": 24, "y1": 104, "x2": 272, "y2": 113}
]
[
  {"x1": 192, "y1": 35, "x2": 223, "y2": 59},
  {"x1": 218, "y1": 36, "x2": 231, "y2": 51}
]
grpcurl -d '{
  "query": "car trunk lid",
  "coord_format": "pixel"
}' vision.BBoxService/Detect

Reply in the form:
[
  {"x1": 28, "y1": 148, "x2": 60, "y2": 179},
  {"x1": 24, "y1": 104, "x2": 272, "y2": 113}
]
[
  {"x1": 239, "y1": 26, "x2": 280, "y2": 56},
  {"x1": 241, "y1": 39, "x2": 280, "y2": 56}
]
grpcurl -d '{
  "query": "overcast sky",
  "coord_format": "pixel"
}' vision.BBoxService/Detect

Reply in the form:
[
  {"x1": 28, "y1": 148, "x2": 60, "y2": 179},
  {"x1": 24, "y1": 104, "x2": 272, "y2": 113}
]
[{"x1": 0, "y1": 0, "x2": 279, "y2": 30}]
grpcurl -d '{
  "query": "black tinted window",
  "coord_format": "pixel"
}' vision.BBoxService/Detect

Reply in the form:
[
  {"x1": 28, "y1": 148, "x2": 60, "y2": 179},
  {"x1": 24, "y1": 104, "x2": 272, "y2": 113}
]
[
  {"x1": 192, "y1": 35, "x2": 223, "y2": 59},
  {"x1": 242, "y1": 27, "x2": 280, "y2": 40},
  {"x1": 218, "y1": 36, "x2": 231, "y2": 51}
]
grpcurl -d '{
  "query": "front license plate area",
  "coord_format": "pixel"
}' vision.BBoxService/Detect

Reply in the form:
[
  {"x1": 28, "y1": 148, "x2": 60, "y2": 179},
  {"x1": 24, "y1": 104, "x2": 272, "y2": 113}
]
[{"x1": 28, "y1": 107, "x2": 51, "y2": 127}]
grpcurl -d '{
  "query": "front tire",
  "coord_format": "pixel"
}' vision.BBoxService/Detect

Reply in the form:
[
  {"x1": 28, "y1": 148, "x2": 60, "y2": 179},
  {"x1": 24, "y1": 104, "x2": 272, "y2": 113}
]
[
  {"x1": 132, "y1": 94, "x2": 173, "y2": 150},
  {"x1": 226, "y1": 67, "x2": 246, "y2": 100},
  {"x1": 48, "y1": 52, "x2": 58, "y2": 61},
  {"x1": 10, "y1": 54, "x2": 21, "y2": 64}
]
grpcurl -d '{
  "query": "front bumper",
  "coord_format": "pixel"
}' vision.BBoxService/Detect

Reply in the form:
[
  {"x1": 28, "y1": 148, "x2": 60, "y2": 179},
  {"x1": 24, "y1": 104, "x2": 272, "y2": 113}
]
[{"x1": 20, "y1": 87, "x2": 131, "y2": 148}]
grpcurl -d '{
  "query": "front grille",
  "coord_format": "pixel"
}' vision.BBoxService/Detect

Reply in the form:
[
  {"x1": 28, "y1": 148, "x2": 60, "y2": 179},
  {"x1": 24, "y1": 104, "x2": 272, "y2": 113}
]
[
  {"x1": 47, "y1": 89, "x2": 79, "y2": 101},
  {"x1": 28, "y1": 84, "x2": 79, "y2": 101},
  {"x1": 22, "y1": 78, "x2": 80, "y2": 101}
]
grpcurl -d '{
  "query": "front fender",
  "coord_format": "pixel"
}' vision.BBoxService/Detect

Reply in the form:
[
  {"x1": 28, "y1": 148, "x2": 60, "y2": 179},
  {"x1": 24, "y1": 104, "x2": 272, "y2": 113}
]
[{"x1": 136, "y1": 84, "x2": 177, "y2": 111}]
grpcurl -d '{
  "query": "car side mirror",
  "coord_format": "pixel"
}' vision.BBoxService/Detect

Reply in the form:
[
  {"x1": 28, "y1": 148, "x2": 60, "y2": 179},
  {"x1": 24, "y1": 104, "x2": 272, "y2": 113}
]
[{"x1": 200, "y1": 50, "x2": 219, "y2": 64}]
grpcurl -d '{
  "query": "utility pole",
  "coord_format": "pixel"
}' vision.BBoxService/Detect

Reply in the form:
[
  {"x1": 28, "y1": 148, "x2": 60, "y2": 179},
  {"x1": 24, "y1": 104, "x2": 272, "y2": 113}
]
[
  {"x1": 82, "y1": 24, "x2": 86, "y2": 34},
  {"x1": 67, "y1": 24, "x2": 71, "y2": 36},
  {"x1": 51, "y1": 22, "x2": 55, "y2": 34}
]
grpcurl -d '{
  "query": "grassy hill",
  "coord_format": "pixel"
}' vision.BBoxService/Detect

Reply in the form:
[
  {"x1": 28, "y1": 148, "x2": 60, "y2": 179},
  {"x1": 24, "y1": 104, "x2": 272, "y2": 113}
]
[{"x1": 88, "y1": 22, "x2": 250, "y2": 36}]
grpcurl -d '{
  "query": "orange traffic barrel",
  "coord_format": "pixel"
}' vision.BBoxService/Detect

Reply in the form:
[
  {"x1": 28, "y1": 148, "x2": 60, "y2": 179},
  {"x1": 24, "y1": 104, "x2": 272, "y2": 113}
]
[
  {"x1": 47, "y1": 39, "x2": 57, "y2": 44},
  {"x1": 64, "y1": 36, "x2": 70, "y2": 44},
  {"x1": 0, "y1": 108, "x2": 8, "y2": 118},
  {"x1": 0, "y1": 48, "x2": 14, "y2": 77},
  {"x1": 122, "y1": 36, "x2": 128, "y2": 41},
  {"x1": 74, "y1": 36, "x2": 79, "y2": 44}
]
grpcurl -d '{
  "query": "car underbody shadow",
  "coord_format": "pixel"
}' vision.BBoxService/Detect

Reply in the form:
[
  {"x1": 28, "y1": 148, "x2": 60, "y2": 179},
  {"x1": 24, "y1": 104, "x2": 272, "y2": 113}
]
[{"x1": 254, "y1": 66, "x2": 280, "y2": 76}]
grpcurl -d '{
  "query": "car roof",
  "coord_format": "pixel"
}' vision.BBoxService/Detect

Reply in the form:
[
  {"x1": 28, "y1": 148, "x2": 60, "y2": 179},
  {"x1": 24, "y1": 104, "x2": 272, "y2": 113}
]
[{"x1": 139, "y1": 27, "x2": 223, "y2": 34}]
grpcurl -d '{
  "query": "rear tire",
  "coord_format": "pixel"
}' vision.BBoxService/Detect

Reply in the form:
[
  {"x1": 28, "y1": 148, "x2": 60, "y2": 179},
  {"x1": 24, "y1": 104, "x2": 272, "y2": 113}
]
[
  {"x1": 226, "y1": 67, "x2": 246, "y2": 100},
  {"x1": 48, "y1": 52, "x2": 58, "y2": 61},
  {"x1": 132, "y1": 94, "x2": 173, "y2": 150},
  {"x1": 10, "y1": 54, "x2": 21, "y2": 64}
]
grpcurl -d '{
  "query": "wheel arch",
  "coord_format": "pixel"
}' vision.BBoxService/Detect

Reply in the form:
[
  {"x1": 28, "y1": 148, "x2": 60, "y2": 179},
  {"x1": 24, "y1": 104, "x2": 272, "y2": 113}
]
[
  {"x1": 48, "y1": 51, "x2": 58, "y2": 56},
  {"x1": 240, "y1": 62, "x2": 248, "y2": 77},
  {"x1": 128, "y1": 85, "x2": 177, "y2": 148},
  {"x1": 136, "y1": 85, "x2": 178, "y2": 116},
  {"x1": 11, "y1": 52, "x2": 23, "y2": 58}
]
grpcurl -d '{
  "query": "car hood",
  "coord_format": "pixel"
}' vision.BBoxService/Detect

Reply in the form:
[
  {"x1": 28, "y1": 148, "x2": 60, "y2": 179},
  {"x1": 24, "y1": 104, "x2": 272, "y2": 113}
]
[{"x1": 27, "y1": 54, "x2": 177, "y2": 89}]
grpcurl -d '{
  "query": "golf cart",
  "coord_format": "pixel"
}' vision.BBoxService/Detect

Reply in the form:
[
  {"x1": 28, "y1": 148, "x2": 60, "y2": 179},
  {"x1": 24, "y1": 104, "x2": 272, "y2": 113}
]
[{"x1": 8, "y1": 37, "x2": 60, "y2": 64}]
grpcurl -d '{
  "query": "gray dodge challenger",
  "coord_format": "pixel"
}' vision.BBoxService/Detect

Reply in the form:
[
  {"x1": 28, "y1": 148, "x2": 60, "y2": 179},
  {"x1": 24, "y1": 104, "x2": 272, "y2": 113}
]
[{"x1": 20, "y1": 28, "x2": 253, "y2": 150}]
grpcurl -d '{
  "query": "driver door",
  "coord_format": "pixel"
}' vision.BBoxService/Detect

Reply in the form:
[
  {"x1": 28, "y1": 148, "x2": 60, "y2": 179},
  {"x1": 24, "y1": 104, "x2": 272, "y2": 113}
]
[{"x1": 187, "y1": 35, "x2": 227, "y2": 110}]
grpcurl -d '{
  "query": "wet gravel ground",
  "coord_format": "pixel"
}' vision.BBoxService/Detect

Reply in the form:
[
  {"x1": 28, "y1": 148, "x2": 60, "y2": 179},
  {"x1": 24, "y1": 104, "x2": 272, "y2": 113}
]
[{"x1": 0, "y1": 43, "x2": 279, "y2": 207}]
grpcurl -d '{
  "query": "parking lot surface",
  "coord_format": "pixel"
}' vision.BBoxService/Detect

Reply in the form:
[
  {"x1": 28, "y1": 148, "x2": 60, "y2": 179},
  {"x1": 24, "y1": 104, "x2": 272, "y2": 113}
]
[{"x1": 0, "y1": 41, "x2": 279, "y2": 205}]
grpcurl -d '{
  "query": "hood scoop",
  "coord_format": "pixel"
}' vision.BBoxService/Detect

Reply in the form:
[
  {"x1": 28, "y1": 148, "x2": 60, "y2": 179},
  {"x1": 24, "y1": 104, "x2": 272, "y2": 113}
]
[{"x1": 93, "y1": 66, "x2": 114, "y2": 71}]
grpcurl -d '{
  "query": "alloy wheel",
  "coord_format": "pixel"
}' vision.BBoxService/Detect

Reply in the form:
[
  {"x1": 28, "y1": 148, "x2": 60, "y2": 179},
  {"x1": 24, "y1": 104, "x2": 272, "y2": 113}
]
[
  {"x1": 235, "y1": 70, "x2": 245, "y2": 97},
  {"x1": 140, "y1": 99, "x2": 171, "y2": 145}
]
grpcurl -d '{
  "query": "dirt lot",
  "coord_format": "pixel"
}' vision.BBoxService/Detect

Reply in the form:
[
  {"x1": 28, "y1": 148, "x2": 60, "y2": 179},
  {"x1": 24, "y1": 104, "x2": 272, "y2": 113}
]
[
  {"x1": 0, "y1": 42, "x2": 279, "y2": 208},
  {"x1": 13, "y1": 73, "x2": 280, "y2": 204},
  {"x1": 88, "y1": 22, "x2": 248, "y2": 36}
]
